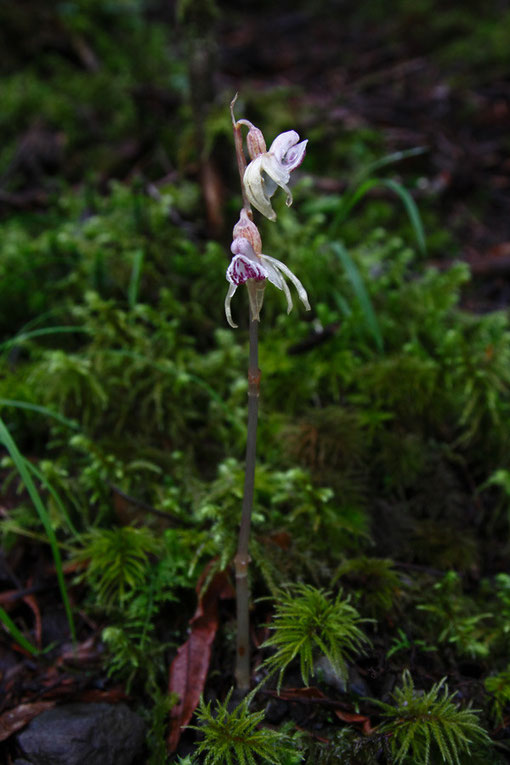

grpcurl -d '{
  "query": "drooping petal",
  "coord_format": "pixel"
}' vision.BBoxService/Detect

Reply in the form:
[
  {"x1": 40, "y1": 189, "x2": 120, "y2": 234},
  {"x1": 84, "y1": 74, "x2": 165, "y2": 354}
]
[
  {"x1": 243, "y1": 157, "x2": 276, "y2": 221},
  {"x1": 262, "y1": 254, "x2": 311, "y2": 311},
  {"x1": 262, "y1": 175, "x2": 278, "y2": 198},
  {"x1": 226, "y1": 254, "x2": 268, "y2": 286},
  {"x1": 260, "y1": 258, "x2": 284, "y2": 290},
  {"x1": 282, "y1": 281, "x2": 293, "y2": 313},
  {"x1": 276, "y1": 271, "x2": 293, "y2": 314},
  {"x1": 224, "y1": 283, "x2": 238, "y2": 328},
  {"x1": 261, "y1": 153, "x2": 291, "y2": 187},
  {"x1": 260, "y1": 157, "x2": 293, "y2": 208},
  {"x1": 260, "y1": 256, "x2": 293, "y2": 314}
]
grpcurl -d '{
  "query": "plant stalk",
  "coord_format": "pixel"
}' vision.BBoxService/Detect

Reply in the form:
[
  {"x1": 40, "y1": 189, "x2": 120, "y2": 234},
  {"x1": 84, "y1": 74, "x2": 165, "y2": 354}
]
[
  {"x1": 234, "y1": 311, "x2": 260, "y2": 691},
  {"x1": 230, "y1": 94, "x2": 251, "y2": 213},
  {"x1": 230, "y1": 93, "x2": 259, "y2": 691}
]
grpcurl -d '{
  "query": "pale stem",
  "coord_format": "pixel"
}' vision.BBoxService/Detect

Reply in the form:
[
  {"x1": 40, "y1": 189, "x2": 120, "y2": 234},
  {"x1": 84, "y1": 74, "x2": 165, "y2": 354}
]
[{"x1": 234, "y1": 311, "x2": 260, "y2": 691}]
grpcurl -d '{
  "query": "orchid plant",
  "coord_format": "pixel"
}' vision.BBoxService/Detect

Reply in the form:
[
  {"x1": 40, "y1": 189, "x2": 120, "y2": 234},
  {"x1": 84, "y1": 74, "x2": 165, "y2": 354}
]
[
  {"x1": 227, "y1": 96, "x2": 309, "y2": 691},
  {"x1": 225, "y1": 115, "x2": 310, "y2": 329}
]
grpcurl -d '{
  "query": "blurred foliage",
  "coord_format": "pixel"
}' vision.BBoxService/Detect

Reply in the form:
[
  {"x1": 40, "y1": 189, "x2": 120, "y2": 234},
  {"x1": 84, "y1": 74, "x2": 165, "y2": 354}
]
[{"x1": 0, "y1": 0, "x2": 510, "y2": 761}]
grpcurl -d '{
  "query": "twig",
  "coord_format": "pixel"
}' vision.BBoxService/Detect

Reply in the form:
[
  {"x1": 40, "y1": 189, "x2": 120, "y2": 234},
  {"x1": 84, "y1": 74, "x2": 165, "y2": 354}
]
[{"x1": 108, "y1": 483, "x2": 193, "y2": 527}]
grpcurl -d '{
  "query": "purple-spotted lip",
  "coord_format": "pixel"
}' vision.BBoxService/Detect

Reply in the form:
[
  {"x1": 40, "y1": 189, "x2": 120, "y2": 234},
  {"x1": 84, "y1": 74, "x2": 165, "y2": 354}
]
[{"x1": 227, "y1": 253, "x2": 268, "y2": 286}]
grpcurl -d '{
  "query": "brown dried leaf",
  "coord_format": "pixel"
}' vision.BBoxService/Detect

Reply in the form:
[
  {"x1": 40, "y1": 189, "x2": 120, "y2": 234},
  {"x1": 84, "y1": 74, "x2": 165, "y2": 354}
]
[
  {"x1": 273, "y1": 686, "x2": 327, "y2": 701},
  {"x1": 334, "y1": 709, "x2": 374, "y2": 735},
  {"x1": 0, "y1": 701, "x2": 55, "y2": 742},
  {"x1": 22, "y1": 594, "x2": 41, "y2": 650},
  {"x1": 167, "y1": 567, "x2": 234, "y2": 753}
]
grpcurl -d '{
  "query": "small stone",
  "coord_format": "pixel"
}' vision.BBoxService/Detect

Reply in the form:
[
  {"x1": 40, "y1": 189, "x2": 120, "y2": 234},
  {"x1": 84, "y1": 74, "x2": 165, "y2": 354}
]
[
  {"x1": 17, "y1": 702, "x2": 145, "y2": 765},
  {"x1": 314, "y1": 656, "x2": 347, "y2": 693},
  {"x1": 349, "y1": 666, "x2": 371, "y2": 697},
  {"x1": 264, "y1": 697, "x2": 288, "y2": 724}
]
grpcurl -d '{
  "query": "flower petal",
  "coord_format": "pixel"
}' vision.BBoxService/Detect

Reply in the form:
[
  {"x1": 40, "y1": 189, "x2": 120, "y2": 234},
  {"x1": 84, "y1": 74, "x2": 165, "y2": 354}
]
[
  {"x1": 230, "y1": 236, "x2": 258, "y2": 261},
  {"x1": 260, "y1": 258, "x2": 284, "y2": 289},
  {"x1": 260, "y1": 256, "x2": 293, "y2": 314},
  {"x1": 269, "y1": 130, "x2": 300, "y2": 163},
  {"x1": 277, "y1": 272, "x2": 293, "y2": 314},
  {"x1": 243, "y1": 157, "x2": 276, "y2": 221},
  {"x1": 283, "y1": 139, "x2": 308, "y2": 172},
  {"x1": 262, "y1": 254, "x2": 311, "y2": 311},
  {"x1": 260, "y1": 156, "x2": 293, "y2": 207},
  {"x1": 261, "y1": 153, "x2": 291, "y2": 187},
  {"x1": 262, "y1": 174, "x2": 278, "y2": 198},
  {"x1": 225, "y1": 283, "x2": 238, "y2": 328}
]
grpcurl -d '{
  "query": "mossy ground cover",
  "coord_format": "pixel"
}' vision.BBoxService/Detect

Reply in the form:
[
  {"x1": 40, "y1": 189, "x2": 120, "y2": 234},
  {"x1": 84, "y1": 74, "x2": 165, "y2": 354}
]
[{"x1": 1, "y1": 1, "x2": 510, "y2": 762}]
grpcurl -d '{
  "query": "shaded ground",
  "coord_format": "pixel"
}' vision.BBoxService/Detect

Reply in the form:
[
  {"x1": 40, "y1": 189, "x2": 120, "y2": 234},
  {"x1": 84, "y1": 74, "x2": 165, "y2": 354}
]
[
  {"x1": 218, "y1": 1, "x2": 510, "y2": 309},
  {"x1": 1, "y1": 1, "x2": 510, "y2": 762}
]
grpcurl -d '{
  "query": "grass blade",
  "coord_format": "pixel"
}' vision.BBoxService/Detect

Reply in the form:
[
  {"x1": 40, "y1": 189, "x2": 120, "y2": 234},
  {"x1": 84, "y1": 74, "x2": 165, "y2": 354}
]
[
  {"x1": 0, "y1": 399, "x2": 79, "y2": 431},
  {"x1": 331, "y1": 241, "x2": 384, "y2": 352},
  {"x1": 336, "y1": 177, "x2": 426, "y2": 255},
  {"x1": 378, "y1": 177, "x2": 427, "y2": 256},
  {"x1": 0, "y1": 605, "x2": 39, "y2": 655},
  {"x1": 0, "y1": 418, "x2": 76, "y2": 644},
  {"x1": 23, "y1": 459, "x2": 80, "y2": 538},
  {"x1": 354, "y1": 146, "x2": 428, "y2": 183},
  {"x1": 0, "y1": 326, "x2": 90, "y2": 354},
  {"x1": 128, "y1": 249, "x2": 145, "y2": 309}
]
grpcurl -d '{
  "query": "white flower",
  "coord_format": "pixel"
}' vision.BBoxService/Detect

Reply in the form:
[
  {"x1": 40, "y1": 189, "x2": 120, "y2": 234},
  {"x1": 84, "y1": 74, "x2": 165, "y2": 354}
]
[
  {"x1": 225, "y1": 236, "x2": 310, "y2": 328},
  {"x1": 243, "y1": 130, "x2": 308, "y2": 221}
]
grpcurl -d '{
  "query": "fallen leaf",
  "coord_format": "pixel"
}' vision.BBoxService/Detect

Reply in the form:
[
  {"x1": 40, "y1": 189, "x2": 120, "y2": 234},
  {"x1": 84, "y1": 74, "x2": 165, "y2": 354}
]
[
  {"x1": 22, "y1": 593, "x2": 41, "y2": 650},
  {"x1": 78, "y1": 687, "x2": 128, "y2": 703},
  {"x1": 167, "y1": 565, "x2": 234, "y2": 753},
  {"x1": 0, "y1": 701, "x2": 55, "y2": 742},
  {"x1": 272, "y1": 686, "x2": 327, "y2": 701},
  {"x1": 58, "y1": 637, "x2": 103, "y2": 666},
  {"x1": 266, "y1": 687, "x2": 374, "y2": 735},
  {"x1": 265, "y1": 531, "x2": 292, "y2": 550},
  {"x1": 334, "y1": 708, "x2": 374, "y2": 735},
  {"x1": 294, "y1": 724, "x2": 330, "y2": 743}
]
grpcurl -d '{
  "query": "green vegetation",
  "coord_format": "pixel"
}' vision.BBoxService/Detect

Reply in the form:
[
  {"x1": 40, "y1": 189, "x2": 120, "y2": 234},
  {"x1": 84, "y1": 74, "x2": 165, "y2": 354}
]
[
  {"x1": 189, "y1": 690, "x2": 300, "y2": 765},
  {"x1": 262, "y1": 585, "x2": 370, "y2": 690},
  {"x1": 1, "y1": 0, "x2": 510, "y2": 762},
  {"x1": 374, "y1": 671, "x2": 491, "y2": 765}
]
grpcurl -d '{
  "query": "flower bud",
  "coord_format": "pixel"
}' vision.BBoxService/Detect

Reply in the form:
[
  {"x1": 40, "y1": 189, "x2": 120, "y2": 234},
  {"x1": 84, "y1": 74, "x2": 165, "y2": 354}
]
[
  {"x1": 246, "y1": 126, "x2": 267, "y2": 159},
  {"x1": 232, "y1": 208, "x2": 262, "y2": 254}
]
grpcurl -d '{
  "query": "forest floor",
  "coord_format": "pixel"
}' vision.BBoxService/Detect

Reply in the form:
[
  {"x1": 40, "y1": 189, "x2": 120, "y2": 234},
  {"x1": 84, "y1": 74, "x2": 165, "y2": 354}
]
[{"x1": 1, "y1": 1, "x2": 510, "y2": 763}]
